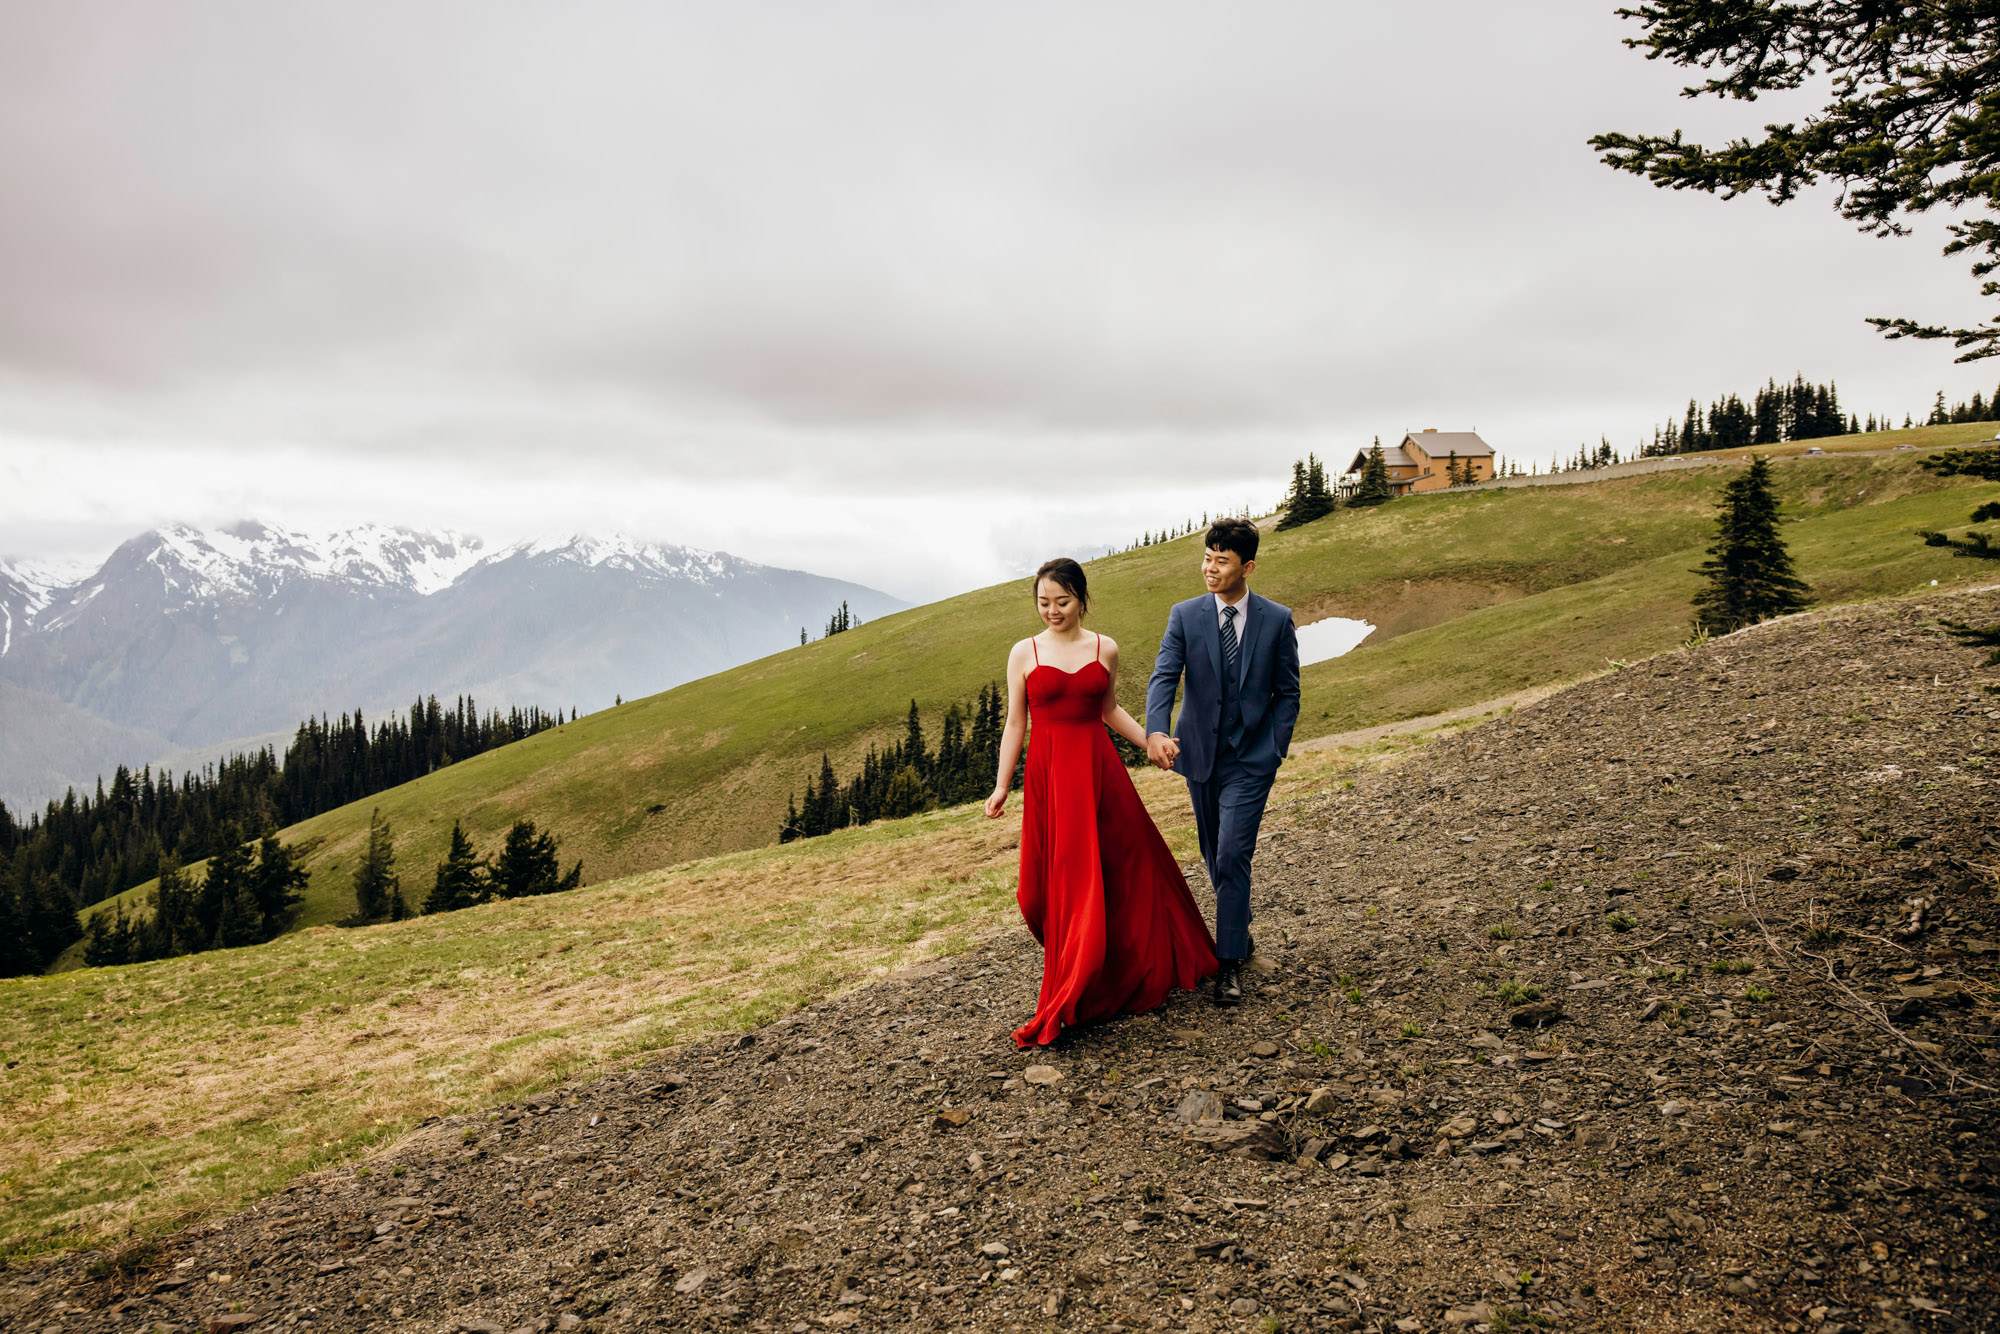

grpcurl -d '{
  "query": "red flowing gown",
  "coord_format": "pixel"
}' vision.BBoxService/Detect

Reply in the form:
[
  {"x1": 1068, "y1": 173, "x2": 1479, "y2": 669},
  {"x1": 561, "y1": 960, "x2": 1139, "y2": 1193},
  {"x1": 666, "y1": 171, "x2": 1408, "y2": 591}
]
[{"x1": 1012, "y1": 637, "x2": 1219, "y2": 1048}]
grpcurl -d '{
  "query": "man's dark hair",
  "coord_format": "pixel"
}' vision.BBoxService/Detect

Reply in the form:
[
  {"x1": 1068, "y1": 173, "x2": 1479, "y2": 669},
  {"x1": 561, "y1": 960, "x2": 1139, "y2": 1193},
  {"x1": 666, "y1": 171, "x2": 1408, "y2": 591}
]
[
  {"x1": 1032, "y1": 557, "x2": 1089, "y2": 612},
  {"x1": 1204, "y1": 518, "x2": 1259, "y2": 563}
]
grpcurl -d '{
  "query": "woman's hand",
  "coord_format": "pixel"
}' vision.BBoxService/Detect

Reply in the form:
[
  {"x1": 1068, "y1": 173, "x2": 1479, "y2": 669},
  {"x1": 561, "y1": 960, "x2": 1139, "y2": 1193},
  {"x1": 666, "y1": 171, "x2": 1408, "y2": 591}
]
[{"x1": 984, "y1": 787, "x2": 1008, "y2": 819}]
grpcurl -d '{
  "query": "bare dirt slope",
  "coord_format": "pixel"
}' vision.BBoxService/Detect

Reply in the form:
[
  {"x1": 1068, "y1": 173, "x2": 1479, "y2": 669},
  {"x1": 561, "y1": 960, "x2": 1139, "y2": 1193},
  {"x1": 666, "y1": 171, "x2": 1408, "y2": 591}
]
[{"x1": 9, "y1": 590, "x2": 2000, "y2": 1334}]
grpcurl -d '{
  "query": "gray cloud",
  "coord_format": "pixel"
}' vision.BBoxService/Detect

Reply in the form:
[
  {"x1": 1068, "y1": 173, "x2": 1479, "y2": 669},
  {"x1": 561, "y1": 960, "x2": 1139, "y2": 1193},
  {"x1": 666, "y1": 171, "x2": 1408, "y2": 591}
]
[{"x1": 0, "y1": 1, "x2": 1991, "y2": 596}]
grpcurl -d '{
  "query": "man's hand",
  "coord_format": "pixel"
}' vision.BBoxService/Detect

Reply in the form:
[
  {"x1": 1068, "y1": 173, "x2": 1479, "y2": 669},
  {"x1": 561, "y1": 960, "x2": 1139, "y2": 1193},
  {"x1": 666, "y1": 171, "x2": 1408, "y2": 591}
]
[{"x1": 1145, "y1": 733, "x2": 1180, "y2": 771}]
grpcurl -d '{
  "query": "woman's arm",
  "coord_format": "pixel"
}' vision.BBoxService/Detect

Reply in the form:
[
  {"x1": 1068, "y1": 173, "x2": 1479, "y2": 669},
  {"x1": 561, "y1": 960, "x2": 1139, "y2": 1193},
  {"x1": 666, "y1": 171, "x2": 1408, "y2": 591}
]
[
  {"x1": 984, "y1": 641, "x2": 1032, "y2": 818},
  {"x1": 1098, "y1": 640, "x2": 1149, "y2": 749}
]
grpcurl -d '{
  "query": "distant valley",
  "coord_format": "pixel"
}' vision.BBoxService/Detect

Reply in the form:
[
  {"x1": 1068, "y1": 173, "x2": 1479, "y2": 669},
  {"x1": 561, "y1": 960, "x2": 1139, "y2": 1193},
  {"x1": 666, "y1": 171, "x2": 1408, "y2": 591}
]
[{"x1": 0, "y1": 522, "x2": 905, "y2": 810}]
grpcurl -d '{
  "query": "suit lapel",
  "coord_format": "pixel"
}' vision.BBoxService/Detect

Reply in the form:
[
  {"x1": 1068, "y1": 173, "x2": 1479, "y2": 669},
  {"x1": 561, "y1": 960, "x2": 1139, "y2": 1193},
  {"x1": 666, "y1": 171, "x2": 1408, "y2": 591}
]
[
  {"x1": 1235, "y1": 592, "x2": 1261, "y2": 689},
  {"x1": 1197, "y1": 596, "x2": 1222, "y2": 690}
]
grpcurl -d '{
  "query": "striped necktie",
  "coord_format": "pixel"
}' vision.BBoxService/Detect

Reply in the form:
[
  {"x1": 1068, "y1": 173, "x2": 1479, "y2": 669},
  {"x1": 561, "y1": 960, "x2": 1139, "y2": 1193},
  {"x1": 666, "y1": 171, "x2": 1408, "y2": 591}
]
[{"x1": 1221, "y1": 603, "x2": 1240, "y2": 681}]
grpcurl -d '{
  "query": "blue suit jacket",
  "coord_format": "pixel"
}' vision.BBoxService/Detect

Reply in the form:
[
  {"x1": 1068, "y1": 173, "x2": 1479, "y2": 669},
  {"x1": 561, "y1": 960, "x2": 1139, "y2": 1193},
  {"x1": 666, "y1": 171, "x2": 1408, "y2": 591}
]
[{"x1": 1145, "y1": 591, "x2": 1301, "y2": 783}]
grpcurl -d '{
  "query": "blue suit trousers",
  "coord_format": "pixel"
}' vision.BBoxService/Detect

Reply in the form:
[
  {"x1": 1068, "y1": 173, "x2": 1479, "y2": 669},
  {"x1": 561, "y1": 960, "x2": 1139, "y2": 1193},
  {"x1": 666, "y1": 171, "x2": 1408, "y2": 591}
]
[{"x1": 1186, "y1": 744, "x2": 1272, "y2": 961}]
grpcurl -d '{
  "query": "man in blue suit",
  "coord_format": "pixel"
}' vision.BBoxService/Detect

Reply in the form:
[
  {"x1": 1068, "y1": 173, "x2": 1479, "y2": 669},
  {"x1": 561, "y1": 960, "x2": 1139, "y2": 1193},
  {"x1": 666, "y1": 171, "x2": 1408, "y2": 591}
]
[{"x1": 1145, "y1": 517, "x2": 1301, "y2": 1006}]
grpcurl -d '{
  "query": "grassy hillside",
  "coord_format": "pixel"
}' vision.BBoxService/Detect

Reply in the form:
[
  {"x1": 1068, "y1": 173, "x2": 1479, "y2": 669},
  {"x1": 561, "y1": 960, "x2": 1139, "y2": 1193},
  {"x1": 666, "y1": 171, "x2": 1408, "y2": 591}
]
[
  {"x1": 5, "y1": 741, "x2": 1393, "y2": 1258},
  {"x1": 64, "y1": 427, "x2": 2000, "y2": 946}
]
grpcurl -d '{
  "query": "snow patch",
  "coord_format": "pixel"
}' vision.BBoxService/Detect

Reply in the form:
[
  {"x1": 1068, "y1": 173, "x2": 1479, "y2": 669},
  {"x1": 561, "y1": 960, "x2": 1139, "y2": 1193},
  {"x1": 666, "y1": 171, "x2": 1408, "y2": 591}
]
[
  {"x1": 498, "y1": 533, "x2": 734, "y2": 584},
  {"x1": 0, "y1": 555, "x2": 94, "y2": 616},
  {"x1": 138, "y1": 522, "x2": 488, "y2": 603}
]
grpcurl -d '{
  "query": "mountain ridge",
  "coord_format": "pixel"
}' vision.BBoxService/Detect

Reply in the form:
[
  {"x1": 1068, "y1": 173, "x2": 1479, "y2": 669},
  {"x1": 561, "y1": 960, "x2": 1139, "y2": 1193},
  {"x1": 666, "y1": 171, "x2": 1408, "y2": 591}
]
[{"x1": 0, "y1": 521, "x2": 906, "y2": 809}]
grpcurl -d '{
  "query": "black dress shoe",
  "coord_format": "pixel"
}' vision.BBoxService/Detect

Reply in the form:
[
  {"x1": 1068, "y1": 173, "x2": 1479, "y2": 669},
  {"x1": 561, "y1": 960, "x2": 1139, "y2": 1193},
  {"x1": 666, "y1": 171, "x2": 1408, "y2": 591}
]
[{"x1": 1212, "y1": 961, "x2": 1243, "y2": 1007}]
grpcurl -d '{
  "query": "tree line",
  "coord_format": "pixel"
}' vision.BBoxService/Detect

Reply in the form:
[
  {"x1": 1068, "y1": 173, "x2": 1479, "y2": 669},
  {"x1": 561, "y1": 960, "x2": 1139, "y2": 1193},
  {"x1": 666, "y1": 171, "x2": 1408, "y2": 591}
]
[
  {"x1": 784, "y1": 684, "x2": 1023, "y2": 841},
  {"x1": 0, "y1": 693, "x2": 567, "y2": 977},
  {"x1": 803, "y1": 601, "x2": 863, "y2": 645},
  {"x1": 77, "y1": 828, "x2": 308, "y2": 968},
  {"x1": 365, "y1": 812, "x2": 583, "y2": 921}
]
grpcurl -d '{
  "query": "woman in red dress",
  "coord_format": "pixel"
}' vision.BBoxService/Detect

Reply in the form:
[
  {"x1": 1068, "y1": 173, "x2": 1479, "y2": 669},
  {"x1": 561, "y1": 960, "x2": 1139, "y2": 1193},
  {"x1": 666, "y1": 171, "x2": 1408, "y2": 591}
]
[{"x1": 984, "y1": 558, "x2": 1219, "y2": 1047}]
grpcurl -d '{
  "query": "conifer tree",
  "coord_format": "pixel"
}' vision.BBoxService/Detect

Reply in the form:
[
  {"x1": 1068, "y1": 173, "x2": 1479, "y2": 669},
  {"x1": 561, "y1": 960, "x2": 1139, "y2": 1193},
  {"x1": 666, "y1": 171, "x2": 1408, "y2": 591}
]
[
  {"x1": 902, "y1": 700, "x2": 929, "y2": 780},
  {"x1": 200, "y1": 831, "x2": 257, "y2": 946},
  {"x1": 490, "y1": 819, "x2": 581, "y2": 898},
  {"x1": 424, "y1": 821, "x2": 487, "y2": 914},
  {"x1": 1691, "y1": 458, "x2": 1814, "y2": 635},
  {"x1": 348, "y1": 809, "x2": 398, "y2": 924},
  {"x1": 881, "y1": 765, "x2": 929, "y2": 819},
  {"x1": 248, "y1": 833, "x2": 308, "y2": 935},
  {"x1": 1348, "y1": 439, "x2": 1394, "y2": 508}
]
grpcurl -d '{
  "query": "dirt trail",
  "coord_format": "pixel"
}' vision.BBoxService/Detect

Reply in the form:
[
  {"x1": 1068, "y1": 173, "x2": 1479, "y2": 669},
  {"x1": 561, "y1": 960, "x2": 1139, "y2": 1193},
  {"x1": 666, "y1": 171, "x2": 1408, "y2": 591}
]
[
  {"x1": 8, "y1": 590, "x2": 1999, "y2": 1334},
  {"x1": 1291, "y1": 686, "x2": 1565, "y2": 754}
]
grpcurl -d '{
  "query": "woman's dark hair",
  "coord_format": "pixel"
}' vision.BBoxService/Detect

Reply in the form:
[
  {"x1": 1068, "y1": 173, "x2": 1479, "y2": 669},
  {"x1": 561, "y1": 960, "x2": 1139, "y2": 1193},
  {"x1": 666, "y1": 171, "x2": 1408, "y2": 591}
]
[
  {"x1": 1032, "y1": 557, "x2": 1089, "y2": 613},
  {"x1": 1204, "y1": 517, "x2": 1260, "y2": 563}
]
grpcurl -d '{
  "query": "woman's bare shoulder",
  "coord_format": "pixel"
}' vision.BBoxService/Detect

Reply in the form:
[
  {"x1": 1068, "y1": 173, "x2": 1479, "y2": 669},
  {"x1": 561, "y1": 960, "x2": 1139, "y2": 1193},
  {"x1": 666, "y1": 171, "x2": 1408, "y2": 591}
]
[{"x1": 1096, "y1": 633, "x2": 1121, "y2": 655}]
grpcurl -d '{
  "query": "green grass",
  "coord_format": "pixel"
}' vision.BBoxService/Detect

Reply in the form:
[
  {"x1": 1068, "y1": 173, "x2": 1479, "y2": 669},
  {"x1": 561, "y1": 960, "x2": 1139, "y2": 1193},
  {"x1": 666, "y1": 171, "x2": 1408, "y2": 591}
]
[{"x1": 61, "y1": 431, "x2": 2000, "y2": 956}]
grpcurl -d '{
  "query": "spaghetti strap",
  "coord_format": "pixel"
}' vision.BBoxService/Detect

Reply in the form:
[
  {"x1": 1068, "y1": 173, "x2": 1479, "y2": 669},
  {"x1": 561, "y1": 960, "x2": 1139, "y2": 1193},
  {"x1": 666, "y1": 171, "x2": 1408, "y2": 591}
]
[
  {"x1": 1094, "y1": 632, "x2": 1101, "y2": 663},
  {"x1": 1031, "y1": 637, "x2": 1040, "y2": 665}
]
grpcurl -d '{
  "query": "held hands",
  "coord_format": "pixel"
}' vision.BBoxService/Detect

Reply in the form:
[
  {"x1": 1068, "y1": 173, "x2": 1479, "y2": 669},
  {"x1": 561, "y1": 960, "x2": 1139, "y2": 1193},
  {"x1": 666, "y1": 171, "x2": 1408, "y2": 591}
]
[
  {"x1": 1144, "y1": 733, "x2": 1180, "y2": 771},
  {"x1": 984, "y1": 788, "x2": 1008, "y2": 819}
]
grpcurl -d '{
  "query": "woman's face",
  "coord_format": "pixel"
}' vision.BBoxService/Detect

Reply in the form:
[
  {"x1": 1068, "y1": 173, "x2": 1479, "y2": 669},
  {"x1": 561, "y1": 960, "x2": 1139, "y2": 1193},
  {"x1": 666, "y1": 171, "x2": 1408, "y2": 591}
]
[{"x1": 1036, "y1": 577, "x2": 1081, "y2": 632}]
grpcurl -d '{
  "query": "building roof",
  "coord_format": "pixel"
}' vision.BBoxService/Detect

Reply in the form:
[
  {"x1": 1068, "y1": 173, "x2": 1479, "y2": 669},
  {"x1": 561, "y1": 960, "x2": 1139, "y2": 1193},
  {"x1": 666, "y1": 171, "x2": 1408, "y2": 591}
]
[
  {"x1": 1345, "y1": 445, "x2": 1416, "y2": 474},
  {"x1": 1403, "y1": 430, "x2": 1493, "y2": 458}
]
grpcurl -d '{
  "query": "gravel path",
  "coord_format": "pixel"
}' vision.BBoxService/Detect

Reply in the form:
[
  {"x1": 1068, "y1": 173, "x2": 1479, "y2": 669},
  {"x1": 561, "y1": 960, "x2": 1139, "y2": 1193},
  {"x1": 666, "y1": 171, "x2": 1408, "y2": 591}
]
[{"x1": 9, "y1": 590, "x2": 1999, "y2": 1334}]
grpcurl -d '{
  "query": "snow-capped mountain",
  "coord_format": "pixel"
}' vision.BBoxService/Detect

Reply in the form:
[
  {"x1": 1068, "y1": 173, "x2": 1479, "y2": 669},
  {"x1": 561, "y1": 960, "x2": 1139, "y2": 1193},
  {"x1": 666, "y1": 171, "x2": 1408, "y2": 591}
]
[{"x1": 0, "y1": 522, "x2": 906, "y2": 810}]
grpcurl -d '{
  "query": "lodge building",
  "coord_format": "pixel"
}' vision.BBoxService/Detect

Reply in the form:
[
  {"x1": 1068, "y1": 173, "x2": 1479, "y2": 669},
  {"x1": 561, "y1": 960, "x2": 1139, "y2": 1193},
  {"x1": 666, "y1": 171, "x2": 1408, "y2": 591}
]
[{"x1": 1344, "y1": 429, "x2": 1495, "y2": 496}]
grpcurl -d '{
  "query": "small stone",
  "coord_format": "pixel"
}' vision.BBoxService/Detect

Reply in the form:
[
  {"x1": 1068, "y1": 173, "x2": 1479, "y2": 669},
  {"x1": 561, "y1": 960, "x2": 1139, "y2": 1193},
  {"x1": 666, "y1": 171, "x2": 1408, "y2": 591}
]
[
  {"x1": 1175, "y1": 1090, "x2": 1225, "y2": 1124},
  {"x1": 1660, "y1": 1101, "x2": 1685, "y2": 1117},
  {"x1": 980, "y1": 1241, "x2": 1011, "y2": 1258},
  {"x1": 1228, "y1": 1298, "x2": 1260, "y2": 1316},
  {"x1": 1509, "y1": 1001, "x2": 1565, "y2": 1027},
  {"x1": 1249, "y1": 1041, "x2": 1279, "y2": 1059},
  {"x1": 1304, "y1": 1088, "x2": 1340, "y2": 1115},
  {"x1": 1044, "y1": 1289, "x2": 1067, "y2": 1316},
  {"x1": 1350, "y1": 1124, "x2": 1385, "y2": 1142},
  {"x1": 1491, "y1": 1109, "x2": 1514, "y2": 1126},
  {"x1": 206, "y1": 1316, "x2": 265, "y2": 1334},
  {"x1": 1122, "y1": 1219, "x2": 1143, "y2": 1233},
  {"x1": 932, "y1": 1108, "x2": 972, "y2": 1130},
  {"x1": 967, "y1": 1152, "x2": 986, "y2": 1173},
  {"x1": 1023, "y1": 1065, "x2": 1062, "y2": 1086},
  {"x1": 673, "y1": 1266, "x2": 710, "y2": 1295},
  {"x1": 1323, "y1": 1152, "x2": 1351, "y2": 1170},
  {"x1": 1444, "y1": 1303, "x2": 1493, "y2": 1327},
  {"x1": 1442, "y1": 1116, "x2": 1477, "y2": 1139},
  {"x1": 1351, "y1": 1156, "x2": 1384, "y2": 1176},
  {"x1": 557, "y1": 1317, "x2": 582, "y2": 1332}
]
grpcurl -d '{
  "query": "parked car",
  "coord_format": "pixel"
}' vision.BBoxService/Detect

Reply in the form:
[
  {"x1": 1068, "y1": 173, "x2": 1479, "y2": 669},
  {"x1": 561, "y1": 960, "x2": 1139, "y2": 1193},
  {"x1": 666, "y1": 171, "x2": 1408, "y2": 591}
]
[
  {"x1": 1802, "y1": 445, "x2": 1827, "y2": 456},
  {"x1": 1894, "y1": 443, "x2": 1918, "y2": 451}
]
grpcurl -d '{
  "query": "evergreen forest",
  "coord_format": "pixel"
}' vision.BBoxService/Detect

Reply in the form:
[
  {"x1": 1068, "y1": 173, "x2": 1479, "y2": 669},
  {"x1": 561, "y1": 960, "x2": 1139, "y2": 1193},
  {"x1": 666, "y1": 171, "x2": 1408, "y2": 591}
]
[
  {"x1": 75, "y1": 828, "x2": 309, "y2": 969},
  {"x1": 0, "y1": 694, "x2": 565, "y2": 977}
]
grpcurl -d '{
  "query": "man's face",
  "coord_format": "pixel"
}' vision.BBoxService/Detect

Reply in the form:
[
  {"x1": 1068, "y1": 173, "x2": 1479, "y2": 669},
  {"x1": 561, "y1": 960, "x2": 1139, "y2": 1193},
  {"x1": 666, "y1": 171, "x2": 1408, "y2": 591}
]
[{"x1": 1201, "y1": 546, "x2": 1252, "y2": 598}]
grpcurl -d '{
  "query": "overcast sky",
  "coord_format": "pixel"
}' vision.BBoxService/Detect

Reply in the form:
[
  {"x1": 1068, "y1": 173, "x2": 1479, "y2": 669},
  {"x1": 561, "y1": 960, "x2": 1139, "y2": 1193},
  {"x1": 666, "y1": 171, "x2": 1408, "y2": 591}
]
[{"x1": 0, "y1": 1, "x2": 1992, "y2": 601}]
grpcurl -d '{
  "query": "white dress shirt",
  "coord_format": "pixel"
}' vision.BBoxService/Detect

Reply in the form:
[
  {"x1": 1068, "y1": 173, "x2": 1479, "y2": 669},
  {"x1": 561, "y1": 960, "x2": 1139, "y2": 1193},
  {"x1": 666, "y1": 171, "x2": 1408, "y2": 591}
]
[{"x1": 1214, "y1": 590, "x2": 1249, "y2": 684}]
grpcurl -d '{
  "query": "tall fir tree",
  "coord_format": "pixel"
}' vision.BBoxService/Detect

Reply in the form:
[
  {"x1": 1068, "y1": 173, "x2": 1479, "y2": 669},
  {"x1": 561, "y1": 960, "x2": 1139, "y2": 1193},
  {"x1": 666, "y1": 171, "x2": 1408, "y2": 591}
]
[
  {"x1": 1691, "y1": 458, "x2": 1814, "y2": 634},
  {"x1": 1347, "y1": 439, "x2": 1394, "y2": 508},
  {"x1": 347, "y1": 808, "x2": 399, "y2": 924},
  {"x1": 490, "y1": 819, "x2": 583, "y2": 898},
  {"x1": 423, "y1": 821, "x2": 488, "y2": 914}
]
